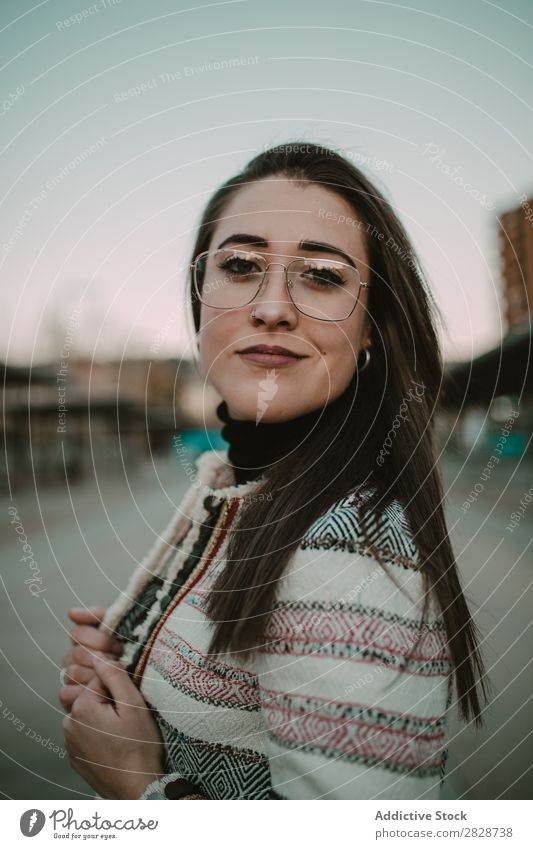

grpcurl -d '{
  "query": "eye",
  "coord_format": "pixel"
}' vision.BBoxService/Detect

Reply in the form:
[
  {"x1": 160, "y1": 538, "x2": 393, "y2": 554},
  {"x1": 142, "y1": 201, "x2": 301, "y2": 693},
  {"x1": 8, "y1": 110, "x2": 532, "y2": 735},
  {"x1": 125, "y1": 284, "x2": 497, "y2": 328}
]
[
  {"x1": 302, "y1": 264, "x2": 346, "y2": 287},
  {"x1": 218, "y1": 254, "x2": 262, "y2": 276}
]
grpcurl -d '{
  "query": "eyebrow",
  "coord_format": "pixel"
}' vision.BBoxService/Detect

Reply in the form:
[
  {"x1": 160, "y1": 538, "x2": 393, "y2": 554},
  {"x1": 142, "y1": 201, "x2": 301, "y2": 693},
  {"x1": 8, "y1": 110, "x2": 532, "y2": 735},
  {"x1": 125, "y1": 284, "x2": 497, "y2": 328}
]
[{"x1": 216, "y1": 233, "x2": 357, "y2": 269}]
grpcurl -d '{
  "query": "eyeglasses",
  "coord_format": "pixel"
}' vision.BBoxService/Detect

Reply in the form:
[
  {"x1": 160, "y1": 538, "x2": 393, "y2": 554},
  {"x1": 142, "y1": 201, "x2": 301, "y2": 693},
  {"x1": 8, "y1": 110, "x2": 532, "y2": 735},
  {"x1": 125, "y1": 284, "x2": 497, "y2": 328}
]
[{"x1": 191, "y1": 248, "x2": 368, "y2": 322}]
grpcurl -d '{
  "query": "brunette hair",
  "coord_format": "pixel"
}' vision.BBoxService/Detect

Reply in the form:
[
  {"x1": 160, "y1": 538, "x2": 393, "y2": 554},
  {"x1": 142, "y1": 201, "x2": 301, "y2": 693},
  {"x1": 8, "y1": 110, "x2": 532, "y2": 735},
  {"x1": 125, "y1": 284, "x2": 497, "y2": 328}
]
[{"x1": 187, "y1": 140, "x2": 488, "y2": 726}]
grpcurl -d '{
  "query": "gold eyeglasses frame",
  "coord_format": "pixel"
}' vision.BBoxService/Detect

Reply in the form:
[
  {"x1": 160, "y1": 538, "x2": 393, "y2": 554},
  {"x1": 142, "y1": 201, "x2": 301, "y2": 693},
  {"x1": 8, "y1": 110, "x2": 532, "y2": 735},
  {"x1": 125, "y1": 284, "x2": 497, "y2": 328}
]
[{"x1": 190, "y1": 248, "x2": 369, "y2": 322}]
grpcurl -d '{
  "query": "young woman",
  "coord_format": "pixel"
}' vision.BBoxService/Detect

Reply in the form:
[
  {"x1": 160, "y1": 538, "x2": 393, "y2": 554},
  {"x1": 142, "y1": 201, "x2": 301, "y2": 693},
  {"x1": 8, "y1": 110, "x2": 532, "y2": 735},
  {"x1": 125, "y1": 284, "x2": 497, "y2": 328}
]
[{"x1": 60, "y1": 141, "x2": 487, "y2": 800}]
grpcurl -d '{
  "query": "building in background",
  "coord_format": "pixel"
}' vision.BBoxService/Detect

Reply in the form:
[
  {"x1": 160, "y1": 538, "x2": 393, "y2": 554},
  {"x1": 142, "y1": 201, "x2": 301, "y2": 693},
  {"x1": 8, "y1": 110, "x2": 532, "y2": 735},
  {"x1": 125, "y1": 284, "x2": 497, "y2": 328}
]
[
  {"x1": 1, "y1": 357, "x2": 223, "y2": 492},
  {"x1": 442, "y1": 195, "x2": 532, "y2": 456},
  {"x1": 500, "y1": 196, "x2": 533, "y2": 333}
]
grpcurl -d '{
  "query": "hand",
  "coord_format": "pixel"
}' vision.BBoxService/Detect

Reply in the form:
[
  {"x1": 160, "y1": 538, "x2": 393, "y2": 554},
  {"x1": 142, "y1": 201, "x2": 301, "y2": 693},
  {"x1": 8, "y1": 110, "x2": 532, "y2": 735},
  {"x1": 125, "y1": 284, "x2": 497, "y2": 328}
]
[
  {"x1": 63, "y1": 654, "x2": 165, "y2": 799},
  {"x1": 59, "y1": 607, "x2": 123, "y2": 712}
]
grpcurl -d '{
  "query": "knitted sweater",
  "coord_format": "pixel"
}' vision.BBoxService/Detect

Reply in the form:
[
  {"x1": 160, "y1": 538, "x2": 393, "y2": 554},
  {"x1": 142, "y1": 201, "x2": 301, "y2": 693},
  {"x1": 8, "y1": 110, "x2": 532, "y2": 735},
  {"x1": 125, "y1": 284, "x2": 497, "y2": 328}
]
[{"x1": 101, "y1": 449, "x2": 453, "y2": 800}]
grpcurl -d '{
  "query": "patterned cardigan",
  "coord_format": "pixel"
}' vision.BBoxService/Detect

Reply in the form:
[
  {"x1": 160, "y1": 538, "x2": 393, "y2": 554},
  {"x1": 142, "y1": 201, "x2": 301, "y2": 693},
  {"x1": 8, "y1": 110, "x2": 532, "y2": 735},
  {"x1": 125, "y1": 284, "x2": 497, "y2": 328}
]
[{"x1": 101, "y1": 449, "x2": 453, "y2": 800}]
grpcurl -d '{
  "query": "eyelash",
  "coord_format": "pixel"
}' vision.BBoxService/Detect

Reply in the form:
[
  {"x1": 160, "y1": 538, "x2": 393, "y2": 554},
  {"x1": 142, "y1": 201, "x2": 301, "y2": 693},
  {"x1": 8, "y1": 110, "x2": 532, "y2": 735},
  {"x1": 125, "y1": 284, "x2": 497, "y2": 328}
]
[{"x1": 218, "y1": 255, "x2": 347, "y2": 287}]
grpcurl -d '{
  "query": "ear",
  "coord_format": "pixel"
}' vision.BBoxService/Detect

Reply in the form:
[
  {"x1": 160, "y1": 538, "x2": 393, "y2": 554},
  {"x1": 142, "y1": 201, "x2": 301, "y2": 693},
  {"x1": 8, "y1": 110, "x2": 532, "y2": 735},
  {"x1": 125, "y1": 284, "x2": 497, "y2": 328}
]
[{"x1": 362, "y1": 314, "x2": 373, "y2": 347}]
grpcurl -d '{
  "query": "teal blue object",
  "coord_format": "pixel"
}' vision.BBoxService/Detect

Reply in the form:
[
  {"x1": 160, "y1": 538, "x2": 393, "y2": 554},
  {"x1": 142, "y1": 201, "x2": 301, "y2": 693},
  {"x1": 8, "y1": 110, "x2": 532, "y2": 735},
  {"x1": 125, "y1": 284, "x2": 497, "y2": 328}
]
[
  {"x1": 172, "y1": 429, "x2": 227, "y2": 456},
  {"x1": 486, "y1": 431, "x2": 527, "y2": 457}
]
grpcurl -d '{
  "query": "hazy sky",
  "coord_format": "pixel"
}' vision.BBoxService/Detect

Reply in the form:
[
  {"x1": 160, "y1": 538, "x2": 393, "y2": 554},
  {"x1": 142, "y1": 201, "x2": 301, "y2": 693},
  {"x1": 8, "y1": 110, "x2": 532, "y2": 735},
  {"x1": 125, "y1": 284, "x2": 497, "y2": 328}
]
[{"x1": 1, "y1": 0, "x2": 532, "y2": 365}]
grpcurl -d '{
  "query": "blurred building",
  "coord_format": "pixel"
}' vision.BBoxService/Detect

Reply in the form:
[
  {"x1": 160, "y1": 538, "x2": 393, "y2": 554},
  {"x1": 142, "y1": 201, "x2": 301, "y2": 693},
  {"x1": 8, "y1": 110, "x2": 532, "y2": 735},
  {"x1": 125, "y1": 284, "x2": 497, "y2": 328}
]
[
  {"x1": 441, "y1": 196, "x2": 532, "y2": 455},
  {"x1": 1, "y1": 357, "x2": 221, "y2": 492},
  {"x1": 500, "y1": 196, "x2": 533, "y2": 332}
]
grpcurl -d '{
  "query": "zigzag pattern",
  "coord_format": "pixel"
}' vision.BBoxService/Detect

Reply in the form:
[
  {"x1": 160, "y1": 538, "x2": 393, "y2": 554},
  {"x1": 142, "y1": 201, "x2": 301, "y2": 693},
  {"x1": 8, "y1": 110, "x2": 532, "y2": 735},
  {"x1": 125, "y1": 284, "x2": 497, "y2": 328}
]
[
  {"x1": 156, "y1": 711, "x2": 273, "y2": 800},
  {"x1": 300, "y1": 491, "x2": 420, "y2": 570}
]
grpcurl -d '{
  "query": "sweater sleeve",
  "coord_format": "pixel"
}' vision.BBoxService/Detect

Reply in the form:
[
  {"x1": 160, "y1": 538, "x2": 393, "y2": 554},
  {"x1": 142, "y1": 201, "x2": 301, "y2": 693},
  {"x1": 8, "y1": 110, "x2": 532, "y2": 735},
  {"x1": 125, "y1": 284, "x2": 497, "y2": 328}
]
[{"x1": 254, "y1": 504, "x2": 452, "y2": 800}]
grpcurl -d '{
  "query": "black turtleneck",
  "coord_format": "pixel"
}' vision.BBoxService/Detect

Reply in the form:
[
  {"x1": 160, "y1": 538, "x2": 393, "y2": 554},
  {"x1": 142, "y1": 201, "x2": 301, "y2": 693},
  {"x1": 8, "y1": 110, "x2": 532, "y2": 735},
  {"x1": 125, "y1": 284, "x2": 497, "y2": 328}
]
[{"x1": 216, "y1": 373, "x2": 357, "y2": 485}]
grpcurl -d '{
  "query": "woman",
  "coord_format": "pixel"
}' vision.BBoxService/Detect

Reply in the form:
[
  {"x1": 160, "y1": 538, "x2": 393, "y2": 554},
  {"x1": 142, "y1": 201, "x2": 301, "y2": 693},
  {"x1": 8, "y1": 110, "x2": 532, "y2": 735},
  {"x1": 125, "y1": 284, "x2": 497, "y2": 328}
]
[{"x1": 60, "y1": 141, "x2": 487, "y2": 800}]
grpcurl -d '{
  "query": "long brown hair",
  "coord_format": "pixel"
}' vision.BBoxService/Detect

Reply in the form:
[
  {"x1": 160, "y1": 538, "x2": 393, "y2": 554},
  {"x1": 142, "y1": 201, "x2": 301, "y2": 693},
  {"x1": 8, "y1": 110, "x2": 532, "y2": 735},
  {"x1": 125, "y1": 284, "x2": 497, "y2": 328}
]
[{"x1": 187, "y1": 141, "x2": 488, "y2": 726}]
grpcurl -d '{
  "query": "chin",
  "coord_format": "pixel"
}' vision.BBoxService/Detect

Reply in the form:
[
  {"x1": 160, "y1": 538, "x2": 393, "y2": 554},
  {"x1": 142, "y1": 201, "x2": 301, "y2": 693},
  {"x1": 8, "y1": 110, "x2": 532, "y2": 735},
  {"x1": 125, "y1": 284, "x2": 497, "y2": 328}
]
[{"x1": 224, "y1": 392, "x2": 301, "y2": 423}]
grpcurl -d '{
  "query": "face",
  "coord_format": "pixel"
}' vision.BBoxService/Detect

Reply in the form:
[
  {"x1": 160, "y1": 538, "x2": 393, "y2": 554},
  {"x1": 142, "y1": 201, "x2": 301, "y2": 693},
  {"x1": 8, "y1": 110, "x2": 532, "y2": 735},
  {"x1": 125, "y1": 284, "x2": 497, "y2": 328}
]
[{"x1": 196, "y1": 176, "x2": 371, "y2": 422}]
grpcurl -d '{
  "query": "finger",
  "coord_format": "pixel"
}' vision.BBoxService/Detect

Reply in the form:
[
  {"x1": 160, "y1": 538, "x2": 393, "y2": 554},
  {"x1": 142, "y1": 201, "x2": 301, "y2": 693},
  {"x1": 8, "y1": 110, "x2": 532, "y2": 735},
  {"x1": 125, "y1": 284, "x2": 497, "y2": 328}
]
[
  {"x1": 85, "y1": 674, "x2": 108, "y2": 699},
  {"x1": 92, "y1": 655, "x2": 142, "y2": 709},
  {"x1": 59, "y1": 677, "x2": 105, "y2": 706},
  {"x1": 63, "y1": 646, "x2": 98, "y2": 669},
  {"x1": 62, "y1": 649, "x2": 76, "y2": 668},
  {"x1": 59, "y1": 684, "x2": 81, "y2": 711},
  {"x1": 67, "y1": 606, "x2": 106, "y2": 625},
  {"x1": 63, "y1": 664, "x2": 94, "y2": 687},
  {"x1": 69, "y1": 645, "x2": 120, "y2": 668},
  {"x1": 71, "y1": 674, "x2": 115, "y2": 715},
  {"x1": 62, "y1": 674, "x2": 110, "y2": 715},
  {"x1": 70, "y1": 625, "x2": 123, "y2": 654}
]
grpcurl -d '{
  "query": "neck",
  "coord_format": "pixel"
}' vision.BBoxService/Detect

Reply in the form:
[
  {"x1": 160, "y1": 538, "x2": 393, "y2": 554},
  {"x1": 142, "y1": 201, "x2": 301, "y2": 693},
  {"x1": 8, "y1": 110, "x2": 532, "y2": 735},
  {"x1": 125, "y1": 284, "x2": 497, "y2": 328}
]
[{"x1": 216, "y1": 376, "x2": 356, "y2": 485}]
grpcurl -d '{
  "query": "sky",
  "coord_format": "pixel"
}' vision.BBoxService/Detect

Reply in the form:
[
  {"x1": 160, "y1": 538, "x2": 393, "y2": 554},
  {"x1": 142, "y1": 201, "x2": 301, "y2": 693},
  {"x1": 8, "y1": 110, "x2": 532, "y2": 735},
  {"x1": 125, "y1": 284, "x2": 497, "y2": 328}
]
[{"x1": 1, "y1": 0, "x2": 532, "y2": 365}]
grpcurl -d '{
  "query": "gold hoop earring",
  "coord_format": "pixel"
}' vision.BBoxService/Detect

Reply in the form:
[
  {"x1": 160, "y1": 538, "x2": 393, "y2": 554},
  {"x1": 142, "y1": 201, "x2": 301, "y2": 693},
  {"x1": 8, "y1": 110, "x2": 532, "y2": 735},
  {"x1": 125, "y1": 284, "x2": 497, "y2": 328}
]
[{"x1": 357, "y1": 347, "x2": 371, "y2": 371}]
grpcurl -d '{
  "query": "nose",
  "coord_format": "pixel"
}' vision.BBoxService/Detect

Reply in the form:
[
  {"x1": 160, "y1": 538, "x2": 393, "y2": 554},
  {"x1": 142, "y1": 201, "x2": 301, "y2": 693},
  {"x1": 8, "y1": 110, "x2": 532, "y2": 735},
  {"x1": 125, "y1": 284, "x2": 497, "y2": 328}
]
[{"x1": 250, "y1": 262, "x2": 298, "y2": 326}]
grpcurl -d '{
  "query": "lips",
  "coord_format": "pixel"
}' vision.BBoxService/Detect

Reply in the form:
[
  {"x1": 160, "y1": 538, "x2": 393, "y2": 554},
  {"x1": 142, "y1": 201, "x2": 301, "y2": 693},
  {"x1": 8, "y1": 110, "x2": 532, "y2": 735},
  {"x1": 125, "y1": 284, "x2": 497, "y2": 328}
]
[{"x1": 237, "y1": 345, "x2": 306, "y2": 358}]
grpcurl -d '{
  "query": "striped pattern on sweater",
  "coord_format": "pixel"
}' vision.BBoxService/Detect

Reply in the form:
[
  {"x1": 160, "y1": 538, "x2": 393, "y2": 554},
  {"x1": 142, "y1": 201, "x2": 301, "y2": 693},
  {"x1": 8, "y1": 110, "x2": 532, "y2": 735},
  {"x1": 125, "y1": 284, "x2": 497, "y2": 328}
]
[{"x1": 101, "y1": 449, "x2": 452, "y2": 800}]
